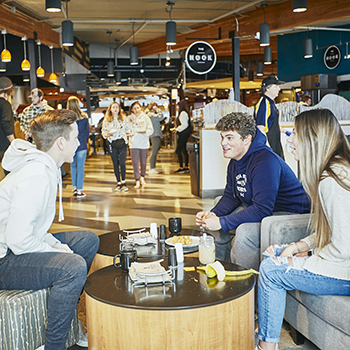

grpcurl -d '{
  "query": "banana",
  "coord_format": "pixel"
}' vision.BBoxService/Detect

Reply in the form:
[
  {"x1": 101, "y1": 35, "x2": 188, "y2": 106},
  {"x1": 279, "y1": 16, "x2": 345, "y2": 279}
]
[{"x1": 197, "y1": 265, "x2": 259, "y2": 281}]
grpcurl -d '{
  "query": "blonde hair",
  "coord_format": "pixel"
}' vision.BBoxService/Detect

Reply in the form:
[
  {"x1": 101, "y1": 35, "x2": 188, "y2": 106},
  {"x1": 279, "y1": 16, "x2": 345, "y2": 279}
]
[
  {"x1": 295, "y1": 109, "x2": 350, "y2": 249},
  {"x1": 67, "y1": 96, "x2": 86, "y2": 120},
  {"x1": 105, "y1": 102, "x2": 123, "y2": 123}
]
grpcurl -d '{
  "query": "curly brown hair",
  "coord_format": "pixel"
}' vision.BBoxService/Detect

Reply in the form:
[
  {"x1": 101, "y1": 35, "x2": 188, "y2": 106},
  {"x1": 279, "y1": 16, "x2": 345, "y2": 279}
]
[{"x1": 215, "y1": 112, "x2": 256, "y2": 140}]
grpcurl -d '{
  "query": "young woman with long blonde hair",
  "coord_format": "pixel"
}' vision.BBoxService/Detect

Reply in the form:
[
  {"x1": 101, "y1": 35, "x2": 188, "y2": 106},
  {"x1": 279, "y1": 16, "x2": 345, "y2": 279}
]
[
  {"x1": 67, "y1": 96, "x2": 89, "y2": 198},
  {"x1": 256, "y1": 109, "x2": 350, "y2": 350},
  {"x1": 128, "y1": 101, "x2": 153, "y2": 188},
  {"x1": 102, "y1": 102, "x2": 129, "y2": 192}
]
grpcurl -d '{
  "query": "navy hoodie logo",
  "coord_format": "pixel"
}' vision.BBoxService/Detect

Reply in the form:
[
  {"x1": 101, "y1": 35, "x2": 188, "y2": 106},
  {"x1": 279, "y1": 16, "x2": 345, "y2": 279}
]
[{"x1": 236, "y1": 173, "x2": 247, "y2": 197}]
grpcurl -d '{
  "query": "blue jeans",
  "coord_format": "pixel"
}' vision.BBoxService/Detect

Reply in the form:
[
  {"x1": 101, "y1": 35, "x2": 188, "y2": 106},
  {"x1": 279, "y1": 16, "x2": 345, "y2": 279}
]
[
  {"x1": 110, "y1": 144, "x2": 127, "y2": 182},
  {"x1": 70, "y1": 149, "x2": 87, "y2": 191},
  {"x1": 257, "y1": 250, "x2": 350, "y2": 343},
  {"x1": 0, "y1": 230, "x2": 99, "y2": 350}
]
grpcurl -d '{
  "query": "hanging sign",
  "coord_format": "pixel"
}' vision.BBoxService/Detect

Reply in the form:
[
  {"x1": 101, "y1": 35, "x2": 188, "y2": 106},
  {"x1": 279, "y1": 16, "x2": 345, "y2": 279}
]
[
  {"x1": 324, "y1": 45, "x2": 341, "y2": 70},
  {"x1": 185, "y1": 41, "x2": 217, "y2": 75}
]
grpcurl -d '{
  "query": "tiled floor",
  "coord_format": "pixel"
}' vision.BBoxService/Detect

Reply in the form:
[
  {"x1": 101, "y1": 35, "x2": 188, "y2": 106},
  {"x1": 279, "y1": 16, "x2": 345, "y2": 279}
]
[{"x1": 59, "y1": 146, "x2": 318, "y2": 350}]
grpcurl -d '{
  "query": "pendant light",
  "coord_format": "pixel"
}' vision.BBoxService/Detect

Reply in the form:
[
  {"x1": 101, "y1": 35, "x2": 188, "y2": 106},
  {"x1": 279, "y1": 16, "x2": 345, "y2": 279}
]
[
  {"x1": 46, "y1": 0, "x2": 61, "y2": 12},
  {"x1": 264, "y1": 46, "x2": 272, "y2": 64},
  {"x1": 166, "y1": 2, "x2": 176, "y2": 46},
  {"x1": 256, "y1": 61, "x2": 264, "y2": 76},
  {"x1": 21, "y1": 36, "x2": 31, "y2": 71},
  {"x1": 23, "y1": 75, "x2": 30, "y2": 82},
  {"x1": 248, "y1": 71, "x2": 254, "y2": 82},
  {"x1": 304, "y1": 38, "x2": 313, "y2": 58},
  {"x1": 49, "y1": 46, "x2": 57, "y2": 82},
  {"x1": 62, "y1": 0, "x2": 73, "y2": 47},
  {"x1": 36, "y1": 41, "x2": 45, "y2": 77},
  {"x1": 0, "y1": 61, "x2": 6, "y2": 72},
  {"x1": 1, "y1": 30, "x2": 11, "y2": 62},
  {"x1": 293, "y1": 0, "x2": 307, "y2": 13},
  {"x1": 130, "y1": 22, "x2": 138, "y2": 65},
  {"x1": 259, "y1": 4, "x2": 270, "y2": 47},
  {"x1": 107, "y1": 31, "x2": 114, "y2": 77}
]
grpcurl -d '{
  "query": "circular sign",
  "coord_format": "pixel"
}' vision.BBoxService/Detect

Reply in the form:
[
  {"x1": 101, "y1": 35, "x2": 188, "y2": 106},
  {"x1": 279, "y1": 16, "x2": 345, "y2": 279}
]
[
  {"x1": 324, "y1": 45, "x2": 341, "y2": 70},
  {"x1": 185, "y1": 41, "x2": 217, "y2": 75}
]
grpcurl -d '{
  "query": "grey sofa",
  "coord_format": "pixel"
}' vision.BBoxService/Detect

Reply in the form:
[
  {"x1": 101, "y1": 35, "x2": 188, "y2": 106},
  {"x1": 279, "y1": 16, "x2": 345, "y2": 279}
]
[{"x1": 260, "y1": 214, "x2": 350, "y2": 350}]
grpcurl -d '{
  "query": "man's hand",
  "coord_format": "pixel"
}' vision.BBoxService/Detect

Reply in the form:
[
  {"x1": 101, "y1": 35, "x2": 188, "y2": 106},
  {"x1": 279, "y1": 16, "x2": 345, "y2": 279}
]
[
  {"x1": 195, "y1": 211, "x2": 221, "y2": 231},
  {"x1": 52, "y1": 242, "x2": 73, "y2": 253}
]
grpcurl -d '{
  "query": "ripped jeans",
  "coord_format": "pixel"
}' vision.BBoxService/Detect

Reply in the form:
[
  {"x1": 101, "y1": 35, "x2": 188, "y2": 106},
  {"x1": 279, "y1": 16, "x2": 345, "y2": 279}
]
[{"x1": 257, "y1": 244, "x2": 350, "y2": 344}]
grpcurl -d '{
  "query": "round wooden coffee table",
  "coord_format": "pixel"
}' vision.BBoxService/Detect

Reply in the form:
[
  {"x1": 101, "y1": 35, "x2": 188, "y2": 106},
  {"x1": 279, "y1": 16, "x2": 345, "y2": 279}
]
[{"x1": 85, "y1": 258, "x2": 256, "y2": 350}]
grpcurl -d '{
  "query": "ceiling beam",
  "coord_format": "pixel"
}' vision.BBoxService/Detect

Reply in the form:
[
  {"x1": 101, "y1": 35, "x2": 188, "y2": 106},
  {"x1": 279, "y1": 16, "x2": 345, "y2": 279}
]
[
  {"x1": 0, "y1": 4, "x2": 59, "y2": 47},
  {"x1": 137, "y1": 0, "x2": 350, "y2": 58}
]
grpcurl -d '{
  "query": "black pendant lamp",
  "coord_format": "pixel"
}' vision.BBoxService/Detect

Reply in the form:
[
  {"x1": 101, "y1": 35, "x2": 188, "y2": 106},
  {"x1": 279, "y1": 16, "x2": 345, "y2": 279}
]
[
  {"x1": 46, "y1": 0, "x2": 61, "y2": 13},
  {"x1": 304, "y1": 38, "x2": 313, "y2": 58},
  {"x1": 264, "y1": 46, "x2": 272, "y2": 65},
  {"x1": 257, "y1": 61, "x2": 264, "y2": 76},
  {"x1": 293, "y1": 0, "x2": 307, "y2": 13},
  {"x1": 62, "y1": 1, "x2": 73, "y2": 47}
]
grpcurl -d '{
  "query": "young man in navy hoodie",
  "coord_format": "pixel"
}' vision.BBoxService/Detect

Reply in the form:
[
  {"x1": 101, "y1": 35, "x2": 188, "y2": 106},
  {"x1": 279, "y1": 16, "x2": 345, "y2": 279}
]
[{"x1": 196, "y1": 112, "x2": 310, "y2": 270}]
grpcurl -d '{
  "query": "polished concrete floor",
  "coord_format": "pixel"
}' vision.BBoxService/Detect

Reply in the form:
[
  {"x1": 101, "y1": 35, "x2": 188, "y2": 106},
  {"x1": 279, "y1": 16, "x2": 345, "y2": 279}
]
[{"x1": 59, "y1": 146, "x2": 318, "y2": 350}]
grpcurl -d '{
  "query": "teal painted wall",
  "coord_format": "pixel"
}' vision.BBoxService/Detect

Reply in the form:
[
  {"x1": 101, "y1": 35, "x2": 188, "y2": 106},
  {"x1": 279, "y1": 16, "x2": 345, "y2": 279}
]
[{"x1": 277, "y1": 29, "x2": 350, "y2": 82}]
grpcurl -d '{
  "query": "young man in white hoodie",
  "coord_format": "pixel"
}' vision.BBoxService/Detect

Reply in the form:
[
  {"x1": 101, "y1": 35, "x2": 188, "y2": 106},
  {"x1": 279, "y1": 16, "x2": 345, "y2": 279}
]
[{"x1": 0, "y1": 109, "x2": 99, "y2": 350}]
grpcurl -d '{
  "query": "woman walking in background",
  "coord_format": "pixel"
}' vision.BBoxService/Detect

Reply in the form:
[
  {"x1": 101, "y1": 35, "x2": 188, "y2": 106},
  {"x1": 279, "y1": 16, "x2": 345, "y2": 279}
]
[
  {"x1": 102, "y1": 102, "x2": 129, "y2": 192},
  {"x1": 147, "y1": 101, "x2": 164, "y2": 174},
  {"x1": 129, "y1": 101, "x2": 153, "y2": 188},
  {"x1": 256, "y1": 109, "x2": 350, "y2": 350},
  {"x1": 67, "y1": 96, "x2": 89, "y2": 198},
  {"x1": 172, "y1": 100, "x2": 192, "y2": 174}
]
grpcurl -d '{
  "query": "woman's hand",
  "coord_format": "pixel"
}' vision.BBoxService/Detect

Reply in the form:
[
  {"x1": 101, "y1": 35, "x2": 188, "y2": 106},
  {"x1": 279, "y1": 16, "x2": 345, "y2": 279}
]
[{"x1": 280, "y1": 241, "x2": 310, "y2": 257}]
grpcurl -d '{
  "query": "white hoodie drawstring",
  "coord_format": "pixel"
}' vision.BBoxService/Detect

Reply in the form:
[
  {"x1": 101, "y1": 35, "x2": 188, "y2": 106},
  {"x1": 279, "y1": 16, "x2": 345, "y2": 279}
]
[{"x1": 58, "y1": 168, "x2": 64, "y2": 222}]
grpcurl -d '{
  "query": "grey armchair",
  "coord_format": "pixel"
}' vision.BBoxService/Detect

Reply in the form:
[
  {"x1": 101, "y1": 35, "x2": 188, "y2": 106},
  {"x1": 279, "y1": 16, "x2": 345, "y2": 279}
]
[{"x1": 260, "y1": 214, "x2": 350, "y2": 350}]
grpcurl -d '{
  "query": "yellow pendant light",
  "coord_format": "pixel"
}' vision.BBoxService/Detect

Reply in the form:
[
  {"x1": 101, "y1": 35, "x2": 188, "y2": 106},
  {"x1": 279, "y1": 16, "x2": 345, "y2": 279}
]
[
  {"x1": 21, "y1": 36, "x2": 31, "y2": 71},
  {"x1": 1, "y1": 30, "x2": 11, "y2": 63},
  {"x1": 49, "y1": 45, "x2": 57, "y2": 83},
  {"x1": 36, "y1": 41, "x2": 45, "y2": 77}
]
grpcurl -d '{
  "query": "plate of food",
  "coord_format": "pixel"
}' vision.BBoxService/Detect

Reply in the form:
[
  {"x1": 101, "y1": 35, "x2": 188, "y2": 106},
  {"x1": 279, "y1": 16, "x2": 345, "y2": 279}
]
[{"x1": 165, "y1": 235, "x2": 199, "y2": 248}]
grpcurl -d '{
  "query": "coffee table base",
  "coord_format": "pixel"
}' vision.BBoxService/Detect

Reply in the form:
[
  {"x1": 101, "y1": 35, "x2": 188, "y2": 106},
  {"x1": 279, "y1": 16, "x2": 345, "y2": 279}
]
[{"x1": 86, "y1": 288, "x2": 255, "y2": 350}]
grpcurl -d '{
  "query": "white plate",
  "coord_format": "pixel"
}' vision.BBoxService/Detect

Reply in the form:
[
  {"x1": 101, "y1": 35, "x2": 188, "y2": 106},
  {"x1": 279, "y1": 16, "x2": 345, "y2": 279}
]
[{"x1": 165, "y1": 236, "x2": 199, "y2": 248}]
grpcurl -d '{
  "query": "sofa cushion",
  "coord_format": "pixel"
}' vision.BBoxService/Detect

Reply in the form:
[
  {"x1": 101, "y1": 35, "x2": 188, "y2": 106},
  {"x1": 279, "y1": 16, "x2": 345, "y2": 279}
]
[{"x1": 287, "y1": 290, "x2": 350, "y2": 335}]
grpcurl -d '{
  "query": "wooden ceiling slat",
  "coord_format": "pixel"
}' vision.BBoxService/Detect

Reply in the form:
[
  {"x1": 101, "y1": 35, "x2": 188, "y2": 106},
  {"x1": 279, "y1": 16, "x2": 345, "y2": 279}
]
[
  {"x1": 137, "y1": 0, "x2": 350, "y2": 58},
  {"x1": 0, "y1": 5, "x2": 59, "y2": 47}
]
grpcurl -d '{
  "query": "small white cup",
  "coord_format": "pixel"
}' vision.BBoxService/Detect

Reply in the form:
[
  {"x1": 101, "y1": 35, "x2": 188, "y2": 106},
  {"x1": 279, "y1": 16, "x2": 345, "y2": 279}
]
[{"x1": 150, "y1": 222, "x2": 158, "y2": 239}]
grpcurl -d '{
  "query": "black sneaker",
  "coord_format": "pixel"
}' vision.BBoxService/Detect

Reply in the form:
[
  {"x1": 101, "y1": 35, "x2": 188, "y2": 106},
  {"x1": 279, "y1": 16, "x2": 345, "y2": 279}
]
[
  {"x1": 115, "y1": 184, "x2": 122, "y2": 192},
  {"x1": 121, "y1": 183, "x2": 128, "y2": 192},
  {"x1": 183, "y1": 167, "x2": 190, "y2": 173},
  {"x1": 174, "y1": 168, "x2": 185, "y2": 174}
]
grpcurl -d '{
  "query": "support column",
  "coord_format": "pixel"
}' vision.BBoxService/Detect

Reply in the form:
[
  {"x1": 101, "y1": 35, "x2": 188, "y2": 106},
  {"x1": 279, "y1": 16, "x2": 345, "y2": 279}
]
[{"x1": 229, "y1": 30, "x2": 240, "y2": 102}]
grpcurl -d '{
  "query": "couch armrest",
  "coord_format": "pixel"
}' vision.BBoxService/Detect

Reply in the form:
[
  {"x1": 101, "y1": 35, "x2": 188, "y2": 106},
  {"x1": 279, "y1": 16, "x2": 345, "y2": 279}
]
[{"x1": 260, "y1": 214, "x2": 311, "y2": 259}]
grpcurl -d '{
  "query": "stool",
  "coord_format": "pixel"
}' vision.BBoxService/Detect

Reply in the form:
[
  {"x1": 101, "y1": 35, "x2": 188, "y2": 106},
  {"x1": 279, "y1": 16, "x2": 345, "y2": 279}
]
[{"x1": 0, "y1": 289, "x2": 78, "y2": 350}]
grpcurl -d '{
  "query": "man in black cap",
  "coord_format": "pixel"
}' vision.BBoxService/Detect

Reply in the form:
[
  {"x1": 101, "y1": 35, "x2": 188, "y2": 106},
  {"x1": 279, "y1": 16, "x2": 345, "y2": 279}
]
[
  {"x1": 254, "y1": 75, "x2": 284, "y2": 159},
  {"x1": 19, "y1": 88, "x2": 53, "y2": 142},
  {"x1": 0, "y1": 77, "x2": 15, "y2": 180}
]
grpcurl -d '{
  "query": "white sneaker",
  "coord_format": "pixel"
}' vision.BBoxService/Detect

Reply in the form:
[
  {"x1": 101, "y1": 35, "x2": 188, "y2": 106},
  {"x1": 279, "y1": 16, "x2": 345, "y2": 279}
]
[
  {"x1": 149, "y1": 168, "x2": 159, "y2": 174},
  {"x1": 76, "y1": 321, "x2": 88, "y2": 347},
  {"x1": 35, "y1": 346, "x2": 45, "y2": 350}
]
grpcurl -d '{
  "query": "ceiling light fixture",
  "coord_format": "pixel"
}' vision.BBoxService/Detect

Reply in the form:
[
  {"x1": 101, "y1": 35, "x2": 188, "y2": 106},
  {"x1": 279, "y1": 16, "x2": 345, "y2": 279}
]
[
  {"x1": 1, "y1": 30, "x2": 11, "y2": 62},
  {"x1": 166, "y1": 2, "x2": 176, "y2": 46},
  {"x1": 248, "y1": 71, "x2": 254, "y2": 81},
  {"x1": 303, "y1": 38, "x2": 313, "y2": 58},
  {"x1": 46, "y1": 0, "x2": 61, "y2": 12},
  {"x1": 256, "y1": 61, "x2": 264, "y2": 76},
  {"x1": 0, "y1": 60, "x2": 6, "y2": 72},
  {"x1": 36, "y1": 41, "x2": 45, "y2": 77},
  {"x1": 264, "y1": 46, "x2": 272, "y2": 64},
  {"x1": 21, "y1": 36, "x2": 31, "y2": 71},
  {"x1": 107, "y1": 31, "x2": 114, "y2": 77},
  {"x1": 49, "y1": 46, "x2": 57, "y2": 82},
  {"x1": 130, "y1": 22, "x2": 138, "y2": 65},
  {"x1": 259, "y1": 3, "x2": 270, "y2": 47},
  {"x1": 23, "y1": 75, "x2": 30, "y2": 82},
  {"x1": 62, "y1": 0, "x2": 73, "y2": 46},
  {"x1": 293, "y1": 0, "x2": 307, "y2": 13}
]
